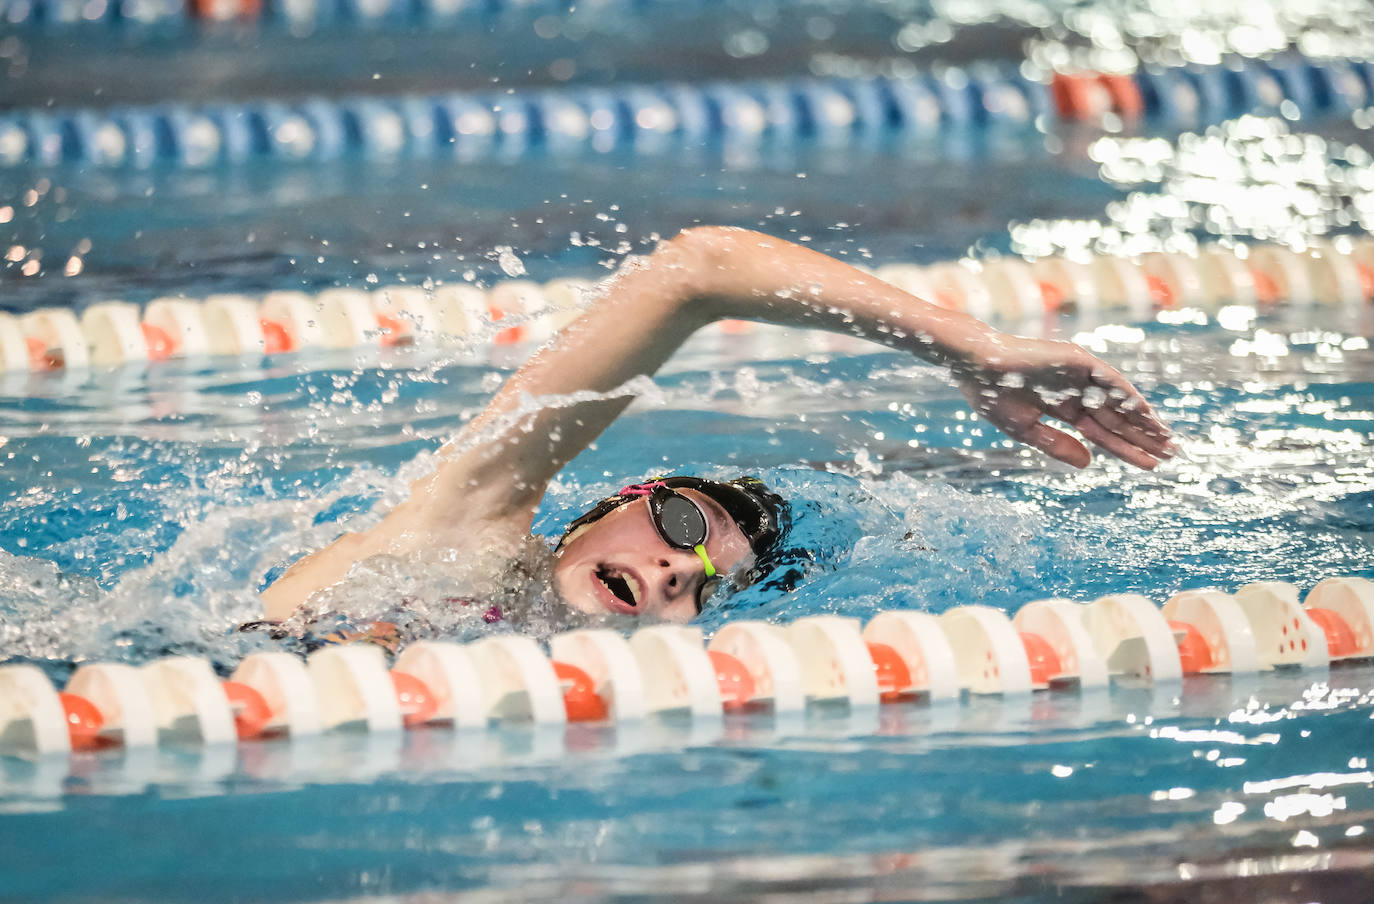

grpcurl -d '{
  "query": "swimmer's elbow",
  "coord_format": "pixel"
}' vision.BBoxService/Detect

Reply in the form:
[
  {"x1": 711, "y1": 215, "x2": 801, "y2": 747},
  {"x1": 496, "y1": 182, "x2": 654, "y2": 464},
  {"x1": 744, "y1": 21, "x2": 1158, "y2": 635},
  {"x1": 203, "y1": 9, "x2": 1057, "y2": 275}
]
[
  {"x1": 667, "y1": 225, "x2": 747, "y2": 271},
  {"x1": 659, "y1": 226, "x2": 752, "y2": 317}
]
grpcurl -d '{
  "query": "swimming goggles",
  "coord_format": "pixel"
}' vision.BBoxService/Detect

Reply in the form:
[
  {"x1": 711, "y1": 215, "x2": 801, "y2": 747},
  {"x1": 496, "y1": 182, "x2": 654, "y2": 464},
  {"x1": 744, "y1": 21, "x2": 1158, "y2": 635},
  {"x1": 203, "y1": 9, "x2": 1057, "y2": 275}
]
[
  {"x1": 615, "y1": 483, "x2": 714, "y2": 579},
  {"x1": 644, "y1": 484, "x2": 718, "y2": 579}
]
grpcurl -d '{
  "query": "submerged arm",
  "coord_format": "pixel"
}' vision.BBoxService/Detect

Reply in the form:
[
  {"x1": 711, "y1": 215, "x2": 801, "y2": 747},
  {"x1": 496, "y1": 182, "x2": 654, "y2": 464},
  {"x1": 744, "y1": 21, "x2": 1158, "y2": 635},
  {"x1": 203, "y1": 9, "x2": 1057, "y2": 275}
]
[{"x1": 262, "y1": 226, "x2": 1172, "y2": 617}]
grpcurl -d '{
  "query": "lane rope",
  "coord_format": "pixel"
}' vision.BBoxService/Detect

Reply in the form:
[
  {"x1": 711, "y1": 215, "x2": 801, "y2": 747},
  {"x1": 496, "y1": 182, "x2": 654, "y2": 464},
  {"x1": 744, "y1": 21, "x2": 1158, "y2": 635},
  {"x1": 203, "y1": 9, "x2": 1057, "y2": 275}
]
[
  {"x1": 2, "y1": 53, "x2": 1371, "y2": 170},
  {"x1": 3, "y1": 237, "x2": 1371, "y2": 379},
  {"x1": 2, "y1": 576, "x2": 1370, "y2": 757}
]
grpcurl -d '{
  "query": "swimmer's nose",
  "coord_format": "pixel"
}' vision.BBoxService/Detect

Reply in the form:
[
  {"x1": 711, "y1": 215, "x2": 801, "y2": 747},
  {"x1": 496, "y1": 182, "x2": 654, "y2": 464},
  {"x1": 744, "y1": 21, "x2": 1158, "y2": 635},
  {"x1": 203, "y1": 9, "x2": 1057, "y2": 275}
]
[{"x1": 654, "y1": 554, "x2": 703, "y2": 606}]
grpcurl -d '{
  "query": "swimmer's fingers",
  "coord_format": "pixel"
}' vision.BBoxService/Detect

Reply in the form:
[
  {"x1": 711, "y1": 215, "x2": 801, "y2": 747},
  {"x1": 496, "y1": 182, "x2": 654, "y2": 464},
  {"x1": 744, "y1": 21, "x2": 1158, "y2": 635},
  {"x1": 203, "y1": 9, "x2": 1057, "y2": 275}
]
[
  {"x1": 1071, "y1": 412, "x2": 1162, "y2": 470},
  {"x1": 965, "y1": 386, "x2": 1092, "y2": 467},
  {"x1": 1081, "y1": 402, "x2": 1176, "y2": 460},
  {"x1": 1008, "y1": 418, "x2": 1093, "y2": 468},
  {"x1": 1086, "y1": 364, "x2": 1174, "y2": 442}
]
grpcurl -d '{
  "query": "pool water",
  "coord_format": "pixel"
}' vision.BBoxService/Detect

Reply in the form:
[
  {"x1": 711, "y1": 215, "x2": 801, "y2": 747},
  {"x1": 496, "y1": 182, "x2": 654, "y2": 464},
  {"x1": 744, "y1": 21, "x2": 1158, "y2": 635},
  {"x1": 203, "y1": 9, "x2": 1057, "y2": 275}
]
[{"x1": 4, "y1": 3, "x2": 1374, "y2": 899}]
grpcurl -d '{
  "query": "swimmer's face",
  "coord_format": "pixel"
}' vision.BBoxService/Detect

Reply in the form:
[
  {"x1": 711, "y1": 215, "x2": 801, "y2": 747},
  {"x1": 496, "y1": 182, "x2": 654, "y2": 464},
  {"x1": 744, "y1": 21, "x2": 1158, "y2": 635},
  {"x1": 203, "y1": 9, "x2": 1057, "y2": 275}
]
[{"x1": 554, "y1": 488, "x2": 754, "y2": 623}]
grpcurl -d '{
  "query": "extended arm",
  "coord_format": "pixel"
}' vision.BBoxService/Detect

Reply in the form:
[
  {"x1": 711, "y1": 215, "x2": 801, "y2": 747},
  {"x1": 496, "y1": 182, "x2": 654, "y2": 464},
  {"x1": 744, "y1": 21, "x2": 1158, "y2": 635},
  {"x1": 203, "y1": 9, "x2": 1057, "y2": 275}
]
[{"x1": 261, "y1": 226, "x2": 1172, "y2": 617}]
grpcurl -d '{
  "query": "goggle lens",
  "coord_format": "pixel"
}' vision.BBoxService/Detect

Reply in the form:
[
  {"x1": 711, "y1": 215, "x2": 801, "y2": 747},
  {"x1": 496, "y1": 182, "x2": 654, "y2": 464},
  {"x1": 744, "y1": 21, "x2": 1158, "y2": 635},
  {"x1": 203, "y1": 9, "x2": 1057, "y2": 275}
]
[{"x1": 652, "y1": 489, "x2": 709, "y2": 549}]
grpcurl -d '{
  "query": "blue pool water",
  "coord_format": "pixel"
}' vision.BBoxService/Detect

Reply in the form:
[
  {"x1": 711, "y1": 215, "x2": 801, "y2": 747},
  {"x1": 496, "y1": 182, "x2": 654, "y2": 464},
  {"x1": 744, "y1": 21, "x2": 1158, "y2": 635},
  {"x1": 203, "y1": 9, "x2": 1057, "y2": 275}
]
[{"x1": 4, "y1": 2, "x2": 1374, "y2": 899}]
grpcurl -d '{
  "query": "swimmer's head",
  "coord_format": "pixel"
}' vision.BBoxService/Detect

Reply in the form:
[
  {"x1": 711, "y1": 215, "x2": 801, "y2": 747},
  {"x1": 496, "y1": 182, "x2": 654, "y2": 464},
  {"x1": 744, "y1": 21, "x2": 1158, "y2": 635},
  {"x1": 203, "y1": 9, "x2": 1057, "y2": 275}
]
[{"x1": 552, "y1": 476, "x2": 788, "y2": 622}]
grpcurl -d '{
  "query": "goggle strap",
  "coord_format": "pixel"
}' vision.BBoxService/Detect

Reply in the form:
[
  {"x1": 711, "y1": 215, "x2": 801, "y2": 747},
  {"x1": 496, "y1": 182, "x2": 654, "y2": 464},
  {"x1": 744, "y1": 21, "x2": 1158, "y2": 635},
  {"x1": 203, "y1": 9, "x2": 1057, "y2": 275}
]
[{"x1": 694, "y1": 544, "x2": 717, "y2": 578}]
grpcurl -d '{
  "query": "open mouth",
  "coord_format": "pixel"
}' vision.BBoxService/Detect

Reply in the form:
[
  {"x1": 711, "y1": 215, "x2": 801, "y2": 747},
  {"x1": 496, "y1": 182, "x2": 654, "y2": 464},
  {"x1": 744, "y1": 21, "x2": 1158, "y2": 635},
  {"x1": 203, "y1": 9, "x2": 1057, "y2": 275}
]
[{"x1": 595, "y1": 566, "x2": 643, "y2": 608}]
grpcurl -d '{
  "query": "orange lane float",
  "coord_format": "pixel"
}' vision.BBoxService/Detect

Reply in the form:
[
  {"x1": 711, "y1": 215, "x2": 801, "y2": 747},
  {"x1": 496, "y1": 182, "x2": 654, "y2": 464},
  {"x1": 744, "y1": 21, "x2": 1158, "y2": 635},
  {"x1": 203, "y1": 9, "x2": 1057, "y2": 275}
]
[
  {"x1": 552, "y1": 661, "x2": 608, "y2": 722},
  {"x1": 866, "y1": 641, "x2": 914, "y2": 704},
  {"x1": 1051, "y1": 71, "x2": 1142, "y2": 121},
  {"x1": 222, "y1": 680, "x2": 273, "y2": 740},
  {"x1": 57, "y1": 691, "x2": 106, "y2": 751}
]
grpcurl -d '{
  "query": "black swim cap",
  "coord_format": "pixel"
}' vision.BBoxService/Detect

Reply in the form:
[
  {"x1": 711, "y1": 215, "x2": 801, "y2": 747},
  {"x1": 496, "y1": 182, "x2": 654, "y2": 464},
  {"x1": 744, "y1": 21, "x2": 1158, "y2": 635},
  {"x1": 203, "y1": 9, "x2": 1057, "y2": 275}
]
[{"x1": 557, "y1": 475, "x2": 789, "y2": 579}]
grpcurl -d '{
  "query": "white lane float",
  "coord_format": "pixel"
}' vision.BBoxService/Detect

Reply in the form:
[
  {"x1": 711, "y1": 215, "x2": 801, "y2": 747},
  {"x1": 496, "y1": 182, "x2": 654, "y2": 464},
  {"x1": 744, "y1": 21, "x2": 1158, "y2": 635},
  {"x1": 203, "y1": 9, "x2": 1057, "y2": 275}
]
[
  {"x1": 541, "y1": 277, "x2": 596, "y2": 332},
  {"x1": 1346, "y1": 237, "x2": 1374, "y2": 287},
  {"x1": 1139, "y1": 251, "x2": 1206, "y2": 309},
  {"x1": 1304, "y1": 577, "x2": 1374, "y2": 661},
  {"x1": 1196, "y1": 247, "x2": 1258, "y2": 307},
  {"x1": 259, "y1": 291, "x2": 326, "y2": 350},
  {"x1": 1089, "y1": 256, "x2": 1154, "y2": 319},
  {"x1": 1233, "y1": 581, "x2": 1329, "y2": 668},
  {"x1": 784, "y1": 615, "x2": 880, "y2": 708},
  {"x1": 372, "y1": 285, "x2": 438, "y2": 344},
  {"x1": 466, "y1": 635, "x2": 566, "y2": 724},
  {"x1": 1012, "y1": 598, "x2": 1109, "y2": 689},
  {"x1": 924, "y1": 261, "x2": 995, "y2": 320},
  {"x1": 709, "y1": 620, "x2": 805, "y2": 713},
  {"x1": 875, "y1": 263, "x2": 940, "y2": 305},
  {"x1": 313, "y1": 288, "x2": 383, "y2": 348},
  {"x1": 1161, "y1": 589, "x2": 1261, "y2": 675},
  {"x1": 486, "y1": 279, "x2": 553, "y2": 345},
  {"x1": 140, "y1": 657, "x2": 237, "y2": 745},
  {"x1": 144, "y1": 297, "x2": 211, "y2": 357},
  {"x1": 20, "y1": 307, "x2": 89, "y2": 370},
  {"x1": 0, "y1": 311, "x2": 32, "y2": 372},
  {"x1": 80, "y1": 301, "x2": 150, "y2": 367},
  {"x1": 1248, "y1": 245, "x2": 1315, "y2": 308},
  {"x1": 1302, "y1": 241, "x2": 1366, "y2": 307},
  {"x1": 1029, "y1": 257, "x2": 1100, "y2": 315},
  {"x1": 0, "y1": 664, "x2": 71, "y2": 755},
  {"x1": 938, "y1": 605, "x2": 1032, "y2": 695},
  {"x1": 202, "y1": 294, "x2": 269, "y2": 356},
  {"x1": 627, "y1": 626, "x2": 722, "y2": 718},
  {"x1": 392, "y1": 641, "x2": 488, "y2": 728},
  {"x1": 428, "y1": 284, "x2": 489, "y2": 339},
  {"x1": 1082, "y1": 594, "x2": 1183, "y2": 684},
  {"x1": 230, "y1": 651, "x2": 323, "y2": 738},
  {"x1": 862, "y1": 609, "x2": 961, "y2": 701},
  {"x1": 979, "y1": 258, "x2": 1047, "y2": 321},
  {"x1": 66, "y1": 662, "x2": 159, "y2": 748},
  {"x1": 307, "y1": 645, "x2": 403, "y2": 733},
  {"x1": 550, "y1": 628, "x2": 645, "y2": 721}
]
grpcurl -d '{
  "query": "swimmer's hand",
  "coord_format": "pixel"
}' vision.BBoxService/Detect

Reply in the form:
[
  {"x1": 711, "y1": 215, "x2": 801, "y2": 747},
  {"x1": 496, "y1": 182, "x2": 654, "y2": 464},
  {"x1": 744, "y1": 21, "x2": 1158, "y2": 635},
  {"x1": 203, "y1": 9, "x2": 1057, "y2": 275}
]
[{"x1": 955, "y1": 335, "x2": 1176, "y2": 470}]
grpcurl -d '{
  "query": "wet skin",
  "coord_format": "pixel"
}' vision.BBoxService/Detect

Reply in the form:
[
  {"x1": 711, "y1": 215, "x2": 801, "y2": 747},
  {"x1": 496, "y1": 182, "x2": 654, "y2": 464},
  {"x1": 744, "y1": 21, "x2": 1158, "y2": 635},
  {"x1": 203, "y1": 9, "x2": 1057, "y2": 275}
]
[{"x1": 553, "y1": 488, "x2": 753, "y2": 622}]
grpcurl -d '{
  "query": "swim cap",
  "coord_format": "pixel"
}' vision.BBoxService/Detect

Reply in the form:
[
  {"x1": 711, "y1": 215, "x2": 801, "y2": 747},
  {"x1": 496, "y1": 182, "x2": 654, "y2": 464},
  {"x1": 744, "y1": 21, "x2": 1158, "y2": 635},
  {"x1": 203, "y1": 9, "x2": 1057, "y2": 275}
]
[{"x1": 556, "y1": 475, "x2": 789, "y2": 582}]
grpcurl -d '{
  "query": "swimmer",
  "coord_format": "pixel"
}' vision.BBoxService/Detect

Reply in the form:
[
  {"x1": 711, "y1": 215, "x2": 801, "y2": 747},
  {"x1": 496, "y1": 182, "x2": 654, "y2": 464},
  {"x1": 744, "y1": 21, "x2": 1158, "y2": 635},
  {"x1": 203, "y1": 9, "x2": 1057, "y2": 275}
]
[{"x1": 260, "y1": 227, "x2": 1175, "y2": 624}]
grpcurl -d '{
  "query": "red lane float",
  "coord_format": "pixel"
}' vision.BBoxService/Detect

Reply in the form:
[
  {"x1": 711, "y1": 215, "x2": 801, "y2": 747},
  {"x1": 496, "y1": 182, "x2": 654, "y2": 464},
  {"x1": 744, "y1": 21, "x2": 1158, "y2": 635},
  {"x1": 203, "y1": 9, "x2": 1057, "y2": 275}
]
[
  {"x1": 1305, "y1": 577, "x2": 1374, "y2": 660},
  {"x1": 1051, "y1": 72, "x2": 1142, "y2": 121},
  {"x1": 708, "y1": 650, "x2": 756, "y2": 710},
  {"x1": 141, "y1": 323, "x2": 175, "y2": 361},
  {"x1": 390, "y1": 671, "x2": 440, "y2": 727},
  {"x1": 1052, "y1": 73, "x2": 1115, "y2": 120},
  {"x1": 222, "y1": 680, "x2": 272, "y2": 740},
  {"x1": 1167, "y1": 620, "x2": 1214, "y2": 675},
  {"x1": 1017, "y1": 632, "x2": 1063, "y2": 687},
  {"x1": 866, "y1": 641, "x2": 914, "y2": 703},
  {"x1": 1305, "y1": 609, "x2": 1359, "y2": 660},
  {"x1": 259, "y1": 319, "x2": 294, "y2": 355},
  {"x1": 551, "y1": 661, "x2": 608, "y2": 722},
  {"x1": 58, "y1": 692, "x2": 105, "y2": 751},
  {"x1": 1012, "y1": 599, "x2": 1108, "y2": 688}
]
